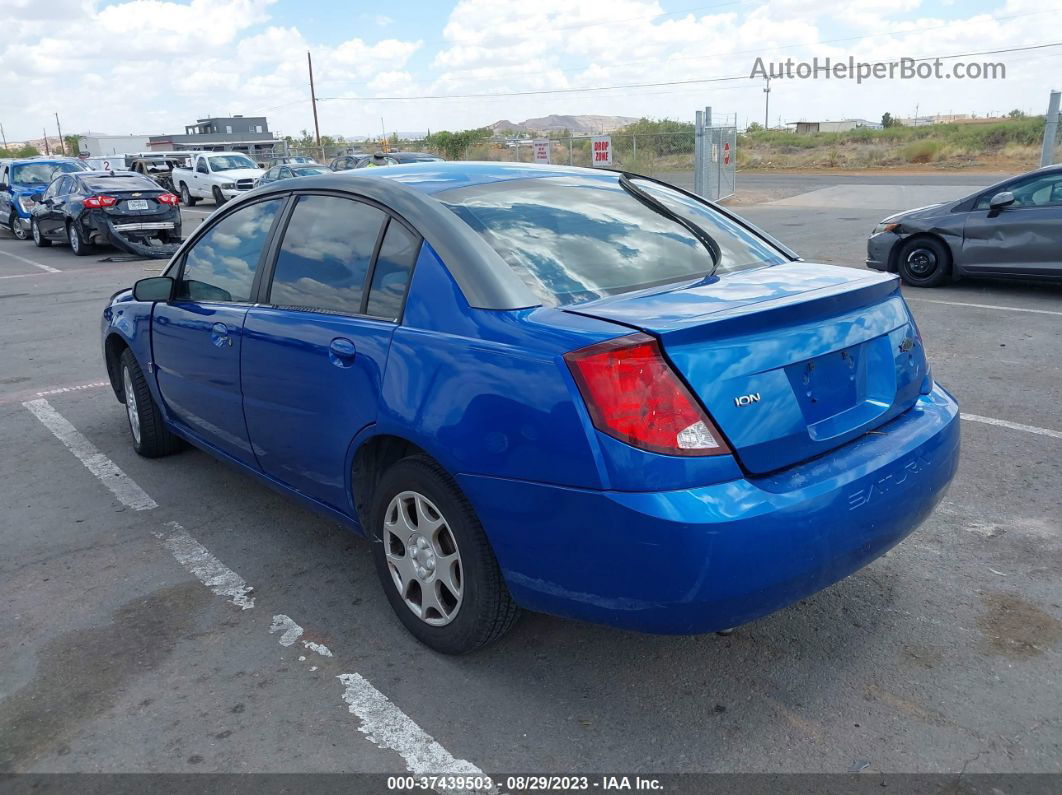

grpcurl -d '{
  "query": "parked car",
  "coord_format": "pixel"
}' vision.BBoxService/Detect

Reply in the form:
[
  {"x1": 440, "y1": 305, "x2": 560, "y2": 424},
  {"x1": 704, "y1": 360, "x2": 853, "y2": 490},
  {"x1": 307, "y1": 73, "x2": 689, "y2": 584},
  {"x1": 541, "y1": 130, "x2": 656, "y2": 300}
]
[
  {"x1": 130, "y1": 157, "x2": 186, "y2": 193},
  {"x1": 32, "y1": 170, "x2": 180, "y2": 255},
  {"x1": 867, "y1": 164, "x2": 1062, "y2": 286},
  {"x1": 170, "y1": 151, "x2": 264, "y2": 206},
  {"x1": 270, "y1": 156, "x2": 319, "y2": 166},
  {"x1": 388, "y1": 152, "x2": 444, "y2": 164},
  {"x1": 330, "y1": 153, "x2": 398, "y2": 170},
  {"x1": 0, "y1": 157, "x2": 88, "y2": 240},
  {"x1": 102, "y1": 163, "x2": 959, "y2": 654},
  {"x1": 257, "y1": 163, "x2": 332, "y2": 186}
]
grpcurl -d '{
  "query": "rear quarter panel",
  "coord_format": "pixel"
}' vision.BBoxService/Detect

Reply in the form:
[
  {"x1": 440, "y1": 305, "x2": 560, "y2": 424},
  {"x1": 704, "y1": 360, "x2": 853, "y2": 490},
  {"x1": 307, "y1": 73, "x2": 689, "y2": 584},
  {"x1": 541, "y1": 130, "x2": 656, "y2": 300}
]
[{"x1": 378, "y1": 243, "x2": 616, "y2": 489}]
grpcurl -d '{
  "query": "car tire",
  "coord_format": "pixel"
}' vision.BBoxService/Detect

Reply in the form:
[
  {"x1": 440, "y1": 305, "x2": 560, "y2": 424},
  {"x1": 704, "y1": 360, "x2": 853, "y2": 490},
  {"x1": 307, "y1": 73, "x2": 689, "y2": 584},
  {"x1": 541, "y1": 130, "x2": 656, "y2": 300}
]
[
  {"x1": 9, "y1": 213, "x2": 28, "y2": 240},
  {"x1": 212, "y1": 186, "x2": 227, "y2": 206},
  {"x1": 31, "y1": 218, "x2": 51, "y2": 247},
  {"x1": 119, "y1": 348, "x2": 183, "y2": 458},
  {"x1": 179, "y1": 183, "x2": 198, "y2": 207},
  {"x1": 67, "y1": 221, "x2": 92, "y2": 256},
  {"x1": 370, "y1": 455, "x2": 519, "y2": 654},
  {"x1": 897, "y1": 236, "x2": 950, "y2": 287}
]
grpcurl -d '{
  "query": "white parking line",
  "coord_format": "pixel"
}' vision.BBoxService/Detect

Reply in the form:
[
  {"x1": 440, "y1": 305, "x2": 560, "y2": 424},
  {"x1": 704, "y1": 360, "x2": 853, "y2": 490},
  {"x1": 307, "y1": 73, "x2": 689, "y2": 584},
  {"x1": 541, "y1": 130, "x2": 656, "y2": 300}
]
[
  {"x1": 339, "y1": 673, "x2": 487, "y2": 779},
  {"x1": 22, "y1": 398, "x2": 157, "y2": 511},
  {"x1": 906, "y1": 297, "x2": 1062, "y2": 317},
  {"x1": 961, "y1": 413, "x2": 1062, "y2": 440},
  {"x1": 35, "y1": 381, "x2": 109, "y2": 397},
  {"x1": 0, "y1": 248, "x2": 61, "y2": 273},
  {"x1": 159, "y1": 521, "x2": 255, "y2": 609}
]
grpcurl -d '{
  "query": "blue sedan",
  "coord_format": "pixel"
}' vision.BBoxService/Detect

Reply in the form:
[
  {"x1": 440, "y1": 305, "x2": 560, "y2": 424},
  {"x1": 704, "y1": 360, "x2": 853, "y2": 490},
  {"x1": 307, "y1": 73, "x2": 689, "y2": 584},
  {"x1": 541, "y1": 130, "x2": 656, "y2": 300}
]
[{"x1": 101, "y1": 163, "x2": 959, "y2": 653}]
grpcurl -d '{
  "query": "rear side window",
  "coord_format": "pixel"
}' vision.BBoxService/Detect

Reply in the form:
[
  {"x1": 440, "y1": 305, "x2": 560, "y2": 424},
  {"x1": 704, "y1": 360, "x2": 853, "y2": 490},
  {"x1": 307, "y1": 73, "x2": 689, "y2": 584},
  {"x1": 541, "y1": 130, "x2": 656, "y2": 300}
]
[
  {"x1": 366, "y1": 220, "x2": 419, "y2": 320},
  {"x1": 177, "y1": 198, "x2": 284, "y2": 302},
  {"x1": 268, "y1": 195, "x2": 386, "y2": 314},
  {"x1": 438, "y1": 175, "x2": 787, "y2": 307}
]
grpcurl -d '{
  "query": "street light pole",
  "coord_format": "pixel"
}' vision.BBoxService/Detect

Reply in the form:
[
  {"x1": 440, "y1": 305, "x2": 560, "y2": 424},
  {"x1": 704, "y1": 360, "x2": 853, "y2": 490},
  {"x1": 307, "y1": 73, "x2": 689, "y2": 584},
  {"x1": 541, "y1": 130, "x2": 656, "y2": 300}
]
[{"x1": 763, "y1": 76, "x2": 771, "y2": 129}]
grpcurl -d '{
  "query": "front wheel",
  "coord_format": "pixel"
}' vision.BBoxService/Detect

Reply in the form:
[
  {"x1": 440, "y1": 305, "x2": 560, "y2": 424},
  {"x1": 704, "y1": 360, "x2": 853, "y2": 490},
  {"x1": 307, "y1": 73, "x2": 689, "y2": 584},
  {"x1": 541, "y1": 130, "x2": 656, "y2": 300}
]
[
  {"x1": 897, "y1": 236, "x2": 950, "y2": 287},
  {"x1": 31, "y1": 218, "x2": 51, "y2": 247},
  {"x1": 370, "y1": 455, "x2": 519, "y2": 654},
  {"x1": 119, "y1": 349, "x2": 183, "y2": 458},
  {"x1": 9, "y1": 213, "x2": 27, "y2": 240},
  {"x1": 212, "y1": 186, "x2": 227, "y2": 206},
  {"x1": 179, "y1": 183, "x2": 198, "y2": 206}
]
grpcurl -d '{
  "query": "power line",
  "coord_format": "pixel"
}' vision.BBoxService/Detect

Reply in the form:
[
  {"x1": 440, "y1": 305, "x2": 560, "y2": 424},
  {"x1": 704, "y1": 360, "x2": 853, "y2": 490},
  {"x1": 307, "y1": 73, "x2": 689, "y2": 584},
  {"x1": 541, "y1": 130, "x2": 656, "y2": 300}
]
[{"x1": 318, "y1": 41, "x2": 1062, "y2": 103}]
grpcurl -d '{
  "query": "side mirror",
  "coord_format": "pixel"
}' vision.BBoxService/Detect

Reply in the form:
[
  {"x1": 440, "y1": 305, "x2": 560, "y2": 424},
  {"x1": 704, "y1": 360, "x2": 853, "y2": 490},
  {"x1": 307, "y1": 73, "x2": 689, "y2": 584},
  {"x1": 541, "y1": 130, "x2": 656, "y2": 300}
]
[
  {"x1": 988, "y1": 191, "x2": 1015, "y2": 210},
  {"x1": 133, "y1": 276, "x2": 174, "y2": 302}
]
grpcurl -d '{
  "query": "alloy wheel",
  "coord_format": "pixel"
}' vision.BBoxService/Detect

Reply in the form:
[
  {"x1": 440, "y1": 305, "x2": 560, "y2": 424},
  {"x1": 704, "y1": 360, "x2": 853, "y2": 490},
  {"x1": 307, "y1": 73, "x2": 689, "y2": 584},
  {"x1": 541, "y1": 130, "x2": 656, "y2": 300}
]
[
  {"x1": 31, "y1": 220, "x2": 40, "y2": 245},
  {"x1": 383, "y1": 490, "x2": 463, "y2": 626},
  {"x1": 123, "y1": 366, "x2": 141, "y2": 445},
  {"x1": 11, "y1": 215, "x2": 27, "y2": 240},
  {"x1": 68, "y1": 224, "x2": 80, "y2": 253}
]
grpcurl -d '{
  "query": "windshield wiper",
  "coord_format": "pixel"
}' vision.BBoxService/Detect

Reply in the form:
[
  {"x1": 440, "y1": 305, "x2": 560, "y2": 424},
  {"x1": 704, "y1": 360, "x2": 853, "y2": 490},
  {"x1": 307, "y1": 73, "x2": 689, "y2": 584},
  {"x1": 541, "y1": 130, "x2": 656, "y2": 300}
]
[{"x1": 618, "y1": 172, "x2": 721, "y2": 276}]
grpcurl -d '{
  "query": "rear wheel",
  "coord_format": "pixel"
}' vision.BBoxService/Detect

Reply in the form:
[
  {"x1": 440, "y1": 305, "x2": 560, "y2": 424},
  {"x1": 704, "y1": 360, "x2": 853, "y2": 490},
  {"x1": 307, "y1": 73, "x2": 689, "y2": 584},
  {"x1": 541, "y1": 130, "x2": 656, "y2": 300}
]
[
  {"x1": 897, "y1": 236, "x2": 950, "y2": 287},
  {"x1": 119, "y1": 349, "x2": 182, "y2": 458},
  {"x1": 212, "y1": 186, "x2": 227, "y2": 206},
  {"x1": 370, "y1": 455, "x2": 519, "y2": 654},
  {"x1": 9, "y1": 213, "x2": 27, "y2": 240},
  {"x1": 31, "y1": 218, "x2": 51, "y2": 247},
  {"x1": 179, "y1": 183, "x2": 198, "y2": 207},
  {"x1": 67, "y1": 221, "x2": 92, "y2": 256}
]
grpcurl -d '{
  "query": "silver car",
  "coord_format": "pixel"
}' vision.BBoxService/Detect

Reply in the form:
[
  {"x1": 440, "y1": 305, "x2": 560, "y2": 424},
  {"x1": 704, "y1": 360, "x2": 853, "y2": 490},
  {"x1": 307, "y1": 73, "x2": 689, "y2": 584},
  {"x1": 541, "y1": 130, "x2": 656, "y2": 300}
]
[{"x1": 867, "y1": 165, "x2": 1062, "y2": 287}]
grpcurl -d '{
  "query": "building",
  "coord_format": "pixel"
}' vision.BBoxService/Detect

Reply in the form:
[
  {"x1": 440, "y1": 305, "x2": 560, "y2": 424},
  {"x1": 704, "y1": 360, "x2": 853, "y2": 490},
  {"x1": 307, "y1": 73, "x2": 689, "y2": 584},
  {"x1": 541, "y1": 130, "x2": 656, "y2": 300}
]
[
  {"x1": 789, "y1": 119, "x2": 883, "y2": 134},
  {"x1": 76, "y1": 133, "x2": 154, "y2": 157},
  {"x1": 147, "y1": 116, "x2": 278, "y2": 159}
]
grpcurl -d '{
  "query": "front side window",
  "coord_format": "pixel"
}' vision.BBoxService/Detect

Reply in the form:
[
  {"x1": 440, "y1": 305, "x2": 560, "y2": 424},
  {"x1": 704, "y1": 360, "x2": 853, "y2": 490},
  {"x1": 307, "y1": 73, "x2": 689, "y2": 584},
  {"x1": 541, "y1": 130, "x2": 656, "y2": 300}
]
[
  {"x1": 438, "y1": 175, "x2": 788, "y2": 307},
  {"x1": 268, "y1": 195, "x2": 386, "y2": 314},
  {"x1": 177, "y1": 198, "x2": 284, "y2": 302},
  {"x1": 42, "y1": 178, "x2": 63, "y2": 199},
  {"x1": 366, "y1": 220, "x2": 420, "y2": 320}
]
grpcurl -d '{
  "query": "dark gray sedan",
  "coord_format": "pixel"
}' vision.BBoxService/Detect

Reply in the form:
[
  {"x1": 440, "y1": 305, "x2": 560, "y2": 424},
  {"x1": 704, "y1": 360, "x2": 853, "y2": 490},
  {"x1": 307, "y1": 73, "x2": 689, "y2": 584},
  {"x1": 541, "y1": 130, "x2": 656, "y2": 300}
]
[{"x1": 867, "y1": 165, "x2": 1062, "y2": 287}]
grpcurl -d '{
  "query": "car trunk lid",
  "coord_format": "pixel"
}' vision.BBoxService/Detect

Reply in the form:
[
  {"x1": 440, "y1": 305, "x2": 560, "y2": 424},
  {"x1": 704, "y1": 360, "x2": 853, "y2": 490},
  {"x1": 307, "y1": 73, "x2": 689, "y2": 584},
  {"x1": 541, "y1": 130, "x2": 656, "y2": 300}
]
[{"x1": 565, "y1": 262, "x2": 929, "y2": 474}]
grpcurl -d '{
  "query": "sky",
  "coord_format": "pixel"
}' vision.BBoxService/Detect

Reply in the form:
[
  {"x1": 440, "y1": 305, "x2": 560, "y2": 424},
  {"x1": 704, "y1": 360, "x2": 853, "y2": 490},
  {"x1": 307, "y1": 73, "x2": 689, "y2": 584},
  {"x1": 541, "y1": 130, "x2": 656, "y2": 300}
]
[{"x1": 1, "y1": 0, "x2": 1059, "y2": 142}]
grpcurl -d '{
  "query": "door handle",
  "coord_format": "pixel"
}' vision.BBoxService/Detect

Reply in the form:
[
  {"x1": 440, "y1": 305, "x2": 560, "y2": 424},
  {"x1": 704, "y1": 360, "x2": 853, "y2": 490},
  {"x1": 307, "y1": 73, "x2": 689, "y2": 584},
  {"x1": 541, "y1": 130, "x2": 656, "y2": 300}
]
[
  {"x1": 210, "y1": 322, "x2": 232, "y2": 348},
  {"x1": 328, "y1": 337, "x2": 356, "y2": 367}
]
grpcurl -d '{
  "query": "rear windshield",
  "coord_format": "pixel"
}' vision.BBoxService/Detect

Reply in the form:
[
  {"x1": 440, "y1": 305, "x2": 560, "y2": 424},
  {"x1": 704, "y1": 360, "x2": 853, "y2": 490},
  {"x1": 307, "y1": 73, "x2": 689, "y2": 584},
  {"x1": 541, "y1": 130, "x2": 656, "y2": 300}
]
[
  {"x1": 82, "y1": 175, "x2": 157, "y2": 192},
  {"x1": 437, "y1": 175, "x2": 787, "y2": 306}
]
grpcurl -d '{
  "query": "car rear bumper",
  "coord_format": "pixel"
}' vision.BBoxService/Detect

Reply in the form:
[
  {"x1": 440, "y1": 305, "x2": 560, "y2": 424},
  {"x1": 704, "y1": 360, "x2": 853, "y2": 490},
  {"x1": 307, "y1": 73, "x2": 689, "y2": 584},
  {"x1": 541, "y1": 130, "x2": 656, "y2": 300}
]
[
  {"x1": 866, "y1": 231, "x2": 899, "y2": 271},
  {"x1": 459, "y1": 384, "x2": 959, "y2": 634}
]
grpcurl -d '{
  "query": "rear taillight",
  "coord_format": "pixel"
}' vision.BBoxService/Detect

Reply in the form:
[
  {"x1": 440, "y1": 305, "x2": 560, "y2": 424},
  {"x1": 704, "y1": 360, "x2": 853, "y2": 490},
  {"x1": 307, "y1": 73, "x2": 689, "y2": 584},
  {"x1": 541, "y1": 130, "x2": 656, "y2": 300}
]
[
  {"x1": 157, "y1": 193, "x2": 179, "y2": 205},
  {"x1": 565, "y1": 333, "x2": 730, "y2": 457},
  {"x1": 83, "y1": 195, "x2": 117, "y2": 208}
]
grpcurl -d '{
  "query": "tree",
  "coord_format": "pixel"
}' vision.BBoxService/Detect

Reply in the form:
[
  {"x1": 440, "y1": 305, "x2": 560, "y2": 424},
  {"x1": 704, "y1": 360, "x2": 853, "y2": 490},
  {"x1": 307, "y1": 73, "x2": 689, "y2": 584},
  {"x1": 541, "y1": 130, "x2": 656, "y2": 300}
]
[
  {"x1": 881, "y1": 112, "x2": 895, "y2": 128},
  {"x1": 64, "y1": 135, "x2": 80, "y2": 155},
  {"x1": 428, "y1": 127, "x2": 492, "y2": 160},
  {"x1": 745, "y1": 122, "x2": 763, "y2": 133},
  {"x1": 1007, "y1": 109, "x2": 1026, "y2": 119}
]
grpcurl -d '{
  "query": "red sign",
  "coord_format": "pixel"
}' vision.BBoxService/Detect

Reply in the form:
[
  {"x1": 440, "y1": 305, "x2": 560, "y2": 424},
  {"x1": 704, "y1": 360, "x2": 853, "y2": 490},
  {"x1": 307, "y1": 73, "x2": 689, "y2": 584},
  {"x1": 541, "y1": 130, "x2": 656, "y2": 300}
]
[{"x1": 723, "y1": 141, "x2": 731, "y2": 166}]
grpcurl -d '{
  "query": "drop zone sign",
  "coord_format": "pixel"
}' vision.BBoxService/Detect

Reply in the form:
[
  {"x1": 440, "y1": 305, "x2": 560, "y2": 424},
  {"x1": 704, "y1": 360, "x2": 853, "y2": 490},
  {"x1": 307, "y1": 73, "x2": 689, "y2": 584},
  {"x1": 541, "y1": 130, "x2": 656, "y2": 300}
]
[
  {"x1": 533, "y1": 140, "x2": 551, "y2": 164},
  {"x1": 591, "y1": 135, "x2": 613, "y2": 166}
]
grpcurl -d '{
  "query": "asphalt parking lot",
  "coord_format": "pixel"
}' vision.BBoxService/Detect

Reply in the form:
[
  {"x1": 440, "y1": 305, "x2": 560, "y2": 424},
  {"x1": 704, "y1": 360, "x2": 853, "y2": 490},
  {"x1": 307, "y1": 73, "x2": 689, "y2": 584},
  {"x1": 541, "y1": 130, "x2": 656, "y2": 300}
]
[{"x1": 1, "y1": 174, "x2": 1059, "y2": 779}]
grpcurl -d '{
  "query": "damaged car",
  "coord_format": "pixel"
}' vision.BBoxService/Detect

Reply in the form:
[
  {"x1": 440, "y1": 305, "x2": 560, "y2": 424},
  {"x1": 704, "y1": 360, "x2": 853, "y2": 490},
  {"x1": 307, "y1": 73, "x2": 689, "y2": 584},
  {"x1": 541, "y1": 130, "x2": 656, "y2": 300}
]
[
  {"x1": 31, "y1": 170, "x2": 181, "y2": 256},
  {"x1": 867, "y1": 164, "x2": 1062, "y2": 287}
]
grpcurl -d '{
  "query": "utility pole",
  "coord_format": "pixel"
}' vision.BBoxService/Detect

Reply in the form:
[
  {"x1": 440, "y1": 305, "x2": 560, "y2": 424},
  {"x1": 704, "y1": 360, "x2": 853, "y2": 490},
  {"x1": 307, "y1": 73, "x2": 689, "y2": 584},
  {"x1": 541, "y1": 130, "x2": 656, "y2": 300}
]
[
  {"x1": 380, "y1": 117, "x2": 387, "y2": 152},
  {"x1": 55, "y1": 113, "x2": 66, "y2": 155},
  {"x1": 762, "y1": 76, "x2": 771, "y2": 129},
  {"x1": 306, "y1": 51, "x2": 322, "y2": 159},
  {"x1": 0, "y1": 122, "x2": 8, "y2": 151},
  {"x1": 42, "y1": 127, "x2": 50, "y2": 155}
]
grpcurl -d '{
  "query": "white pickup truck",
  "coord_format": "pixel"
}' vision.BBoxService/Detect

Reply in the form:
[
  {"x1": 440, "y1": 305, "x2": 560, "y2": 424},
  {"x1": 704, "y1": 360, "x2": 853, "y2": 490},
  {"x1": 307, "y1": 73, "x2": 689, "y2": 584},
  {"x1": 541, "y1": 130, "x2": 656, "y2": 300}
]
[{"x1": 171, "y1": 152, "x2": 264, "y2": 206}]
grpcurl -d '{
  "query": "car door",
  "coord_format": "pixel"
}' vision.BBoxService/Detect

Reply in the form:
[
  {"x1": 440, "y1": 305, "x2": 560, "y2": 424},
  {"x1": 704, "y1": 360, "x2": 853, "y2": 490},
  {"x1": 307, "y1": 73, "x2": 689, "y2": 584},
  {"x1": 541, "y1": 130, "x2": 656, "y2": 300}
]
[
  {"x1": 0, "y1": 163, "x2": 11, "y2": 218},
  {"x1": 962, "y1": 171, "x2": 1062, "y2": 276},
  {"x1": 36, "y1": 176, "x2": 66, "y2": 236},
  {"x1": 151, "y1": 196, "x2": 287, "y2": 466},
  {"x1": 194, "y1": 156, "x2": 210, "y2": 195},
  {"x1": 241, "y1": 194, "x2": 420, "y2": 511}
]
